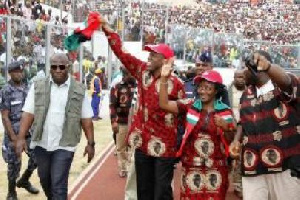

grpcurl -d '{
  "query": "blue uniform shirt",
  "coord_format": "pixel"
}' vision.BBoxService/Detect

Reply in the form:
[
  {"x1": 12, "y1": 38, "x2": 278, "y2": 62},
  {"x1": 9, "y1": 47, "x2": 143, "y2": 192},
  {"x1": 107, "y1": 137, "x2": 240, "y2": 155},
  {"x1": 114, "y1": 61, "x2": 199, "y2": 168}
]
[
  {"x1": 184, "y1": 79, "x2": 196, "y2": 99},
  {"x1": 0, "y1": 80, "x2": 28, "y2": 134}
]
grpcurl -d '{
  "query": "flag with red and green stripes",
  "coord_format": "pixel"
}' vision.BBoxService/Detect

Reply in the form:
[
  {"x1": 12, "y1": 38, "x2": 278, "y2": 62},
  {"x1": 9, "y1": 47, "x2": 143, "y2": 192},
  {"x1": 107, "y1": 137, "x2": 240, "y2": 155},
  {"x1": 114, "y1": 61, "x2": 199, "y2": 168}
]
[
  {"x1": 176, "y1": 105, "x2": 201, "y2": 157},
  {"x1": 64, "y1": 12, "x2": 101, "y2": 51}
]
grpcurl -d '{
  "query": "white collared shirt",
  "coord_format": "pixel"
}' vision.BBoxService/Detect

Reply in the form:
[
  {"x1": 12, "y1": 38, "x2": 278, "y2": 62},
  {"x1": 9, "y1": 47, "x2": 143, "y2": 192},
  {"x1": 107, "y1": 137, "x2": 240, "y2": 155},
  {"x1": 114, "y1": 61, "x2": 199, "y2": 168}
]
[
  {"x1": 23, "y1": 76, "x2": 93, "y2": 152},
  {"x1": 256, "y1": 80, "x2": 275, "y2": 97},
  {"x1": 232, "y1": 85, "x2": 244, "y2": 122}
]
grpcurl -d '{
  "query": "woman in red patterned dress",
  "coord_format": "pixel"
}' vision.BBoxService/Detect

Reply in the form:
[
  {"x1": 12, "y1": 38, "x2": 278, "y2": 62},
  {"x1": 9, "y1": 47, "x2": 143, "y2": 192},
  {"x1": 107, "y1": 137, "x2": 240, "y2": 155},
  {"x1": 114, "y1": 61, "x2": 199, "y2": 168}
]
[{"x1": 159, "y1": 59, "x2": 236, "y2": 200}]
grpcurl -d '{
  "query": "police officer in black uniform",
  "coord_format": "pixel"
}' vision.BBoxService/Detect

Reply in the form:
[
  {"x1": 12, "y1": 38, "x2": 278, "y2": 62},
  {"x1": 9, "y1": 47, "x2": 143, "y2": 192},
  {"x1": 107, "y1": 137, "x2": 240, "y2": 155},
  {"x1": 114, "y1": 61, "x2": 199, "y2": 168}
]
[{"x1": 1, "y1": 61, "x2": 39, "y2": 200}]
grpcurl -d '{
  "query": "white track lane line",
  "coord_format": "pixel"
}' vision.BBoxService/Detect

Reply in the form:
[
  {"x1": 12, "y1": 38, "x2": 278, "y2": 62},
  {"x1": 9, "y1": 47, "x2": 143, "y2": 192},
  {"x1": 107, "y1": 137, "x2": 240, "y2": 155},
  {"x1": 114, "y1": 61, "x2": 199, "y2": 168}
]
[
  {"x1": 69, "y1": 141, "x2": 114, "y2": 200},
  {"x1": 69, "y1": 141, "x2": 114, "y2": 192}
]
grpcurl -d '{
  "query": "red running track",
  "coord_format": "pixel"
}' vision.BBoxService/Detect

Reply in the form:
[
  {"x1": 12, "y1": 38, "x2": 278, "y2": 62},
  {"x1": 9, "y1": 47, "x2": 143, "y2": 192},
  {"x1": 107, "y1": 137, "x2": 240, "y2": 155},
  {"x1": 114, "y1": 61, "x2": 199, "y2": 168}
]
[{"x1": 69, "y1": 144, "x2": 240, "y2": 200}]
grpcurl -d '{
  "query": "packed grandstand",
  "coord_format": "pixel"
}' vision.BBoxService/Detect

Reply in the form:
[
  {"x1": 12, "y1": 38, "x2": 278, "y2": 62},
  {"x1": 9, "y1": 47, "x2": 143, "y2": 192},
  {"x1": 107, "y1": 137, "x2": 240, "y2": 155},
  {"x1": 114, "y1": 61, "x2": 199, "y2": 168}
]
[
  {"x1": 1, "y1": 0, "x2": 298, "y2": 44},
  {"x1": 0, "y1": 0, "x2": 298, "y2": 84}
]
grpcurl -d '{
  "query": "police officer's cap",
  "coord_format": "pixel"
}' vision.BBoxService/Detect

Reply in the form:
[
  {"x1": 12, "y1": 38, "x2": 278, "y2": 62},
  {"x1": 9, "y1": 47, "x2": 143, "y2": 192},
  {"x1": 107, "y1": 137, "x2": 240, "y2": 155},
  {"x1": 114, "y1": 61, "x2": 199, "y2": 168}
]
[
  {"x1": 8, "y1": 61, "x2": 23, "y2": 72},
  {"x1": 196, "y1": 51, "x2": 213, "y2": 63}
]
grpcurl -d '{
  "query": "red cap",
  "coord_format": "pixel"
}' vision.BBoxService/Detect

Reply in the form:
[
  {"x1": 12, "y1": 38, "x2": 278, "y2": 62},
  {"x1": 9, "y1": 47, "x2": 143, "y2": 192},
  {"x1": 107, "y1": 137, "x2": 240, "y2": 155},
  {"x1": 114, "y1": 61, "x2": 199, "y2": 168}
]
[
  {"x1": 193, "y1": 70, "x2": 223, "y2": 85},
  {"x1": 144, "y1": 44, "x2": 174, "y2": 59}
]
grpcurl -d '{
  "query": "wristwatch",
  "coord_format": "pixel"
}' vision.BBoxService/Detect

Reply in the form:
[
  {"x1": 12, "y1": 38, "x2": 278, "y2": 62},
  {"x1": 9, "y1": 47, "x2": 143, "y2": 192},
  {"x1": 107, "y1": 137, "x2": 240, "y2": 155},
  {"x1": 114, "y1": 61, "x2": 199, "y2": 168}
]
[{"x1": 88, "y1": 141, "x2": 95, "y2": 147}]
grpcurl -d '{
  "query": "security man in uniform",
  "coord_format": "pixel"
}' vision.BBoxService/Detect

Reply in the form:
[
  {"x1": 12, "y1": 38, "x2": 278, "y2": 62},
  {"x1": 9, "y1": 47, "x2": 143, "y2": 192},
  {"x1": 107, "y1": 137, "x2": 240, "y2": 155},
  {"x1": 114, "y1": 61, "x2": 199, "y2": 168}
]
[
  {"x1": 90, "y1": 68, "x2": 102, "y2": 120},
  {"x1": 1, "y1": 61, "x2": 39, "y2": 200}
]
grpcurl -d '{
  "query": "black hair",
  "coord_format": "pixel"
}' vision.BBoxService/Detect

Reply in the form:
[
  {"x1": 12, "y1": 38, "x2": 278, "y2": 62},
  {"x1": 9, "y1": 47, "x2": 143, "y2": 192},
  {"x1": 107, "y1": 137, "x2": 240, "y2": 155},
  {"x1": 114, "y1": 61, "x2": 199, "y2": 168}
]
[
  {"x1": 215, "y1": 83, "x2": 226, "y2": 100},
  {"x1": 120, "y1": 67, "x2": 129, "y2": 76}
]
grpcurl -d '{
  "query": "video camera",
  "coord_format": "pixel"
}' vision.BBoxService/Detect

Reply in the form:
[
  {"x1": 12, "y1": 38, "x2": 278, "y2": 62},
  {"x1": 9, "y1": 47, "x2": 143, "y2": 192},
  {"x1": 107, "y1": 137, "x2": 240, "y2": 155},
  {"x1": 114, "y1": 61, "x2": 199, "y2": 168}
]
[{"x1": 245, "y1": 54, "x2": 258, "y2": 73}]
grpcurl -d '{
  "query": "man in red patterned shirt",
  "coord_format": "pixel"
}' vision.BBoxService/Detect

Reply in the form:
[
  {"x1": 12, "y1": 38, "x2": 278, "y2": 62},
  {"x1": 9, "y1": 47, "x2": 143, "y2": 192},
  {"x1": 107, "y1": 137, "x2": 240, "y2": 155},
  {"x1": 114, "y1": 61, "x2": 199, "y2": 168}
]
[{"x1": 100, "y1": 16, "x2": 185, "y2": 200}]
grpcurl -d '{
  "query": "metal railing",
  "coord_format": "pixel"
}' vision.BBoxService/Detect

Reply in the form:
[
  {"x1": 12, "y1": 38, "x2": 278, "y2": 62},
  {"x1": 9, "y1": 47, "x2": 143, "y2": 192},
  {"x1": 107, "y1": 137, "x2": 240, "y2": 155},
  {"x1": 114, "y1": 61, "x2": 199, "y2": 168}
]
[{"x1": 0, "y1": 15, "x2": 298, "y2": 88}]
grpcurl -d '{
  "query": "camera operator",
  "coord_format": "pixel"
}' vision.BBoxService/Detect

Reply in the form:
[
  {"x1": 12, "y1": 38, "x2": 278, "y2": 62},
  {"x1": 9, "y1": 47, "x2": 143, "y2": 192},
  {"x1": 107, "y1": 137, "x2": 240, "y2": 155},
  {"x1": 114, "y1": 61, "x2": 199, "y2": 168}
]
[{"x1": 230, "y1": 50, "x2": 300, "y2": 200}]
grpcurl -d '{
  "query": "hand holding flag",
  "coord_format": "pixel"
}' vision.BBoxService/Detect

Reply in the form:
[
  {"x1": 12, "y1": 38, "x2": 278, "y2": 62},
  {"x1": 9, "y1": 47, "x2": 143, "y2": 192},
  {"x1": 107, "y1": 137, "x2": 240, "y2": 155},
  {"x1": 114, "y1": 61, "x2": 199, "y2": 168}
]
[
  {"x1": 214, "y1": 115, "x2": 228, "y2": 130},
  {"x1": 215, "y1": 110, "x2": 235, "y2": 157},
  {"x1": 64, "y1": 12, "x2": 101, "y2": 51}
]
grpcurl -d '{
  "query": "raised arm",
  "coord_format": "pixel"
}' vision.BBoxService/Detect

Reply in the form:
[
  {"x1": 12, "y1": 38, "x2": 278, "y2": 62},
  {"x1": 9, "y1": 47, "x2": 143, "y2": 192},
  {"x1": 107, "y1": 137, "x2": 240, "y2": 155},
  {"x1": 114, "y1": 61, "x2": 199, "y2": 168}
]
[
  {"x1": 159, "y1": 58, "x2": 179, "y2": 114},
  {"x1": 99, "y1": 15, "x2": 145, "y2": 79},
  {"x1": 254, "y1": 52, "x2": 292, "y2": 93}
]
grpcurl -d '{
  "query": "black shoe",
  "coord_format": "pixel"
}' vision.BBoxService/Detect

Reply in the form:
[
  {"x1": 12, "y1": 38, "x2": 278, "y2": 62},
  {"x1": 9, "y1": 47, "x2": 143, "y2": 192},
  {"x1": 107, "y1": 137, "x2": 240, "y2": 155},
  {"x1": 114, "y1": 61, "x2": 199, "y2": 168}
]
[
  {"x1": 16, "y1": 180, "x2": 39, "y2": 194},
  {"x1": 7, "y1": 180, "x2": 18, "y2": 200},
  {"x1": 17, "y1": 169, "x2": 40, "y2": 194},
  {"x1": 6, "y1": 191, "x2": 18, "y2": 200},
  {"x1": 92, "y1": 117, "x2": 100, "y2": 121}
]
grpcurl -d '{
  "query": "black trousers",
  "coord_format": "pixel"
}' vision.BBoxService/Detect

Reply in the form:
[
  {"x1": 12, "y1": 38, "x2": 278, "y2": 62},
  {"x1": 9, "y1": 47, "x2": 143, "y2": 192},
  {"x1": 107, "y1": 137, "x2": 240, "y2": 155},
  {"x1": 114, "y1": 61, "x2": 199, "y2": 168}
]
[{"x1": 135, "y1": 149, "x2": 176, "y2": 200}]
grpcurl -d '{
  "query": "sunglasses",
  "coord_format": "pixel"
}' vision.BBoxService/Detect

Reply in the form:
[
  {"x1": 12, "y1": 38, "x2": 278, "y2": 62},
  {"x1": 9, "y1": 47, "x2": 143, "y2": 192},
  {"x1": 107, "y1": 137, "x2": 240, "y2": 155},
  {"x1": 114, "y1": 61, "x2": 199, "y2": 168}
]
[{"x1": 51, "y1": 65, "x2": 67, "y2": 71}]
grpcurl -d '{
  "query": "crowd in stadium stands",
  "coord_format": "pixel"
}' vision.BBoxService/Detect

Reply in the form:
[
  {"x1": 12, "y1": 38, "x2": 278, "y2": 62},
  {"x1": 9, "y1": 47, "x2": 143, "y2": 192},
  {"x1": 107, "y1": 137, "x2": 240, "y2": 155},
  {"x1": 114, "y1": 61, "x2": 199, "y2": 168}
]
[
  {"x1": 0, "y1": 1, "x2": 110, "y2": 89},
  {"x1": 93, "y1": 0, "x2": 298, "y2": 68},
  {"x1": 92, "y1": 0, "x2": 299, "y2": 45},
  {"x1": 0, "y1": 0, "x2": 68, "y2": 23},
  {"x1": 0, "y1": 0, "x2": 74, "y2": 87},
  {"x1": 0, "y1": 0, "x2": 298, "y2": 83},
  {"x1": 0, "y1": 0, "x2": 298, "y2": 45}
]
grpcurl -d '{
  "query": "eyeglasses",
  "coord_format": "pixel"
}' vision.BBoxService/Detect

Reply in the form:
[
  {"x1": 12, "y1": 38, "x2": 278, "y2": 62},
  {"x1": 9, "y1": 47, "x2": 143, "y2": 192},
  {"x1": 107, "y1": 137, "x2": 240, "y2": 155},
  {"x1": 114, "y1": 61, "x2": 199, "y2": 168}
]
[{"x1": 51, "y1": 65, "x2": 67, "y2": 71}]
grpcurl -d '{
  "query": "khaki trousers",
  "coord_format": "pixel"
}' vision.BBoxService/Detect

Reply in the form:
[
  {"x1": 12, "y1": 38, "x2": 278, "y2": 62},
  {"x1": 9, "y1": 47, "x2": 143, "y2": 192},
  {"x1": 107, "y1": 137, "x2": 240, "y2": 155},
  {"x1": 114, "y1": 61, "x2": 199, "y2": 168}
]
[
  {"x1": 116, "y1": 124, "x2": 129, "y2": 172},
  {"x1": 125, "y1": 149, "x2": 137, "y2": 200},
  {"x1": 242, "y1": 170, "x2": 300, "y2": 200}
]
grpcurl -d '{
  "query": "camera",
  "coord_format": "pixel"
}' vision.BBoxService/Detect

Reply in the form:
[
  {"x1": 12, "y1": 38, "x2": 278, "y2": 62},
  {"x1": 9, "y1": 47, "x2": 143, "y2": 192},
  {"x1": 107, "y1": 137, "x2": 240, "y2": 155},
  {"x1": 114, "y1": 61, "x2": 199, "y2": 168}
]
[{"x1": 245, "y1": 54, "x2": 258, "y2": 72}]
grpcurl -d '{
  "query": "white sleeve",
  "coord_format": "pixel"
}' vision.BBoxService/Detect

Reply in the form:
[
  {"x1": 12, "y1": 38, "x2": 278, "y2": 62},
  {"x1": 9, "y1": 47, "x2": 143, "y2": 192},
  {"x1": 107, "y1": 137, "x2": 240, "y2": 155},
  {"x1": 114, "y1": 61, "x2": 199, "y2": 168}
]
[
  {"x1": 81, "y1": 91, "x2": 93, "y2": 119},
  {"x1": 22, "y1": 84, "x2": 35, "y2": 114}
]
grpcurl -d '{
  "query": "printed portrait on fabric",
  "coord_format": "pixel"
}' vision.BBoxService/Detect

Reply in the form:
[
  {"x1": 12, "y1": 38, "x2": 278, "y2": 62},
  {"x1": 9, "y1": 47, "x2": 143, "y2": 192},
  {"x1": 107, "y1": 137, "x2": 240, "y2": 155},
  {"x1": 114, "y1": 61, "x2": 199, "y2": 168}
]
[{"x1": 147, "y1": 137, "x2": 166, "y2": 157}]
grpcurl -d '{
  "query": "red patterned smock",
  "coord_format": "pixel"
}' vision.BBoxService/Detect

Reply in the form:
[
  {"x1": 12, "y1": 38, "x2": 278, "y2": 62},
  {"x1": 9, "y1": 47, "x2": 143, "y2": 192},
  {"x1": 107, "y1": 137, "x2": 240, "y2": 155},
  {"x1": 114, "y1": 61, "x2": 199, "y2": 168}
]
[
  {"x1": 104, "y1": 30, "x2": 185, "y2": 157},
  {"x1": 177, "y1": 99, "x2": 234, "y2": 200}
]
